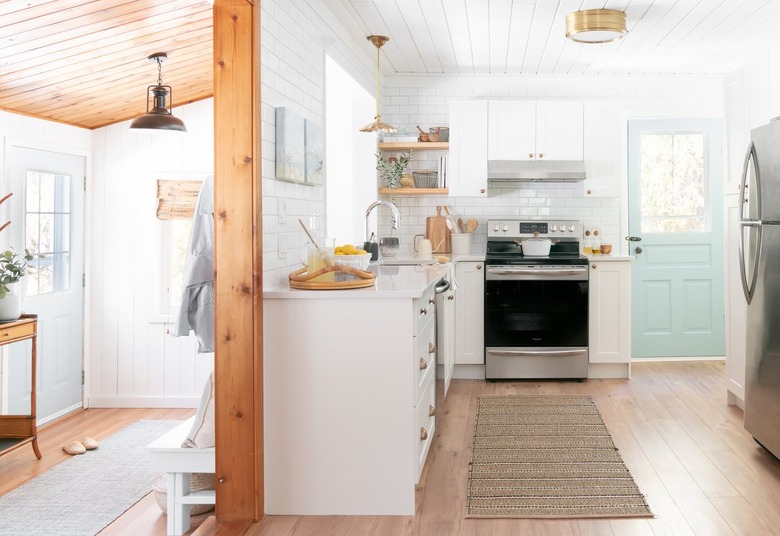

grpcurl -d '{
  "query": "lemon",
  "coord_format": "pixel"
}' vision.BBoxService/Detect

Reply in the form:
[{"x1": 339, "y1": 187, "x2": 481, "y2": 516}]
[
  {"x1": 356, "y1": 249, "x2": 368, "y2": 255},
  {"x1": 335, "y1": 252, "x2": 345, "y2": 256},
  {"x1": 335, "y1": 246, "x2": 343, "y2": 253},
  {"x1": 342, "y1": 244, "x2": 357, "y2": 255}
]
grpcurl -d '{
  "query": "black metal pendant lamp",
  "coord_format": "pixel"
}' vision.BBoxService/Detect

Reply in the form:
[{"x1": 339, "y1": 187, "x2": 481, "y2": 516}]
[{"x1": 129, "y1": 52, "x2": 187, "y2": 133}]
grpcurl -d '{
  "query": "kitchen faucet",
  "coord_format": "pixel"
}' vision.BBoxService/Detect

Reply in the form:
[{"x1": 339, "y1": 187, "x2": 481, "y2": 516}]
[{"x1": 365, "y1": 200, "x2": 400, "y2": 242}]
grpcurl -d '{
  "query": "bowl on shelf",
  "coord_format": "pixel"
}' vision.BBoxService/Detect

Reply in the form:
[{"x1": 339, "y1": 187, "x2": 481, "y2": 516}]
[
  {"x1": 601, "y1": 244, "x2": 613, "y2": 255},
  {"x1": 428, "y1": 127, "x2": 441, "y2": 142}
]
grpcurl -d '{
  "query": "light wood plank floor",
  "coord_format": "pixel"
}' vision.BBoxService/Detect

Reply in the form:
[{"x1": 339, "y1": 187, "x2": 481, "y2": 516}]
[{"x1": 4, "y1": 362, "x2": 780, "y2": 536}]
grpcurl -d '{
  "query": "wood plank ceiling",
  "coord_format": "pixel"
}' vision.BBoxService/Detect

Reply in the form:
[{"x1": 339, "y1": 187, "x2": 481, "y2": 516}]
[
  {"x1": 0, "y1": 0, "x2": 213, "y2": 130},
  {"x1": 332, "y1": 0, "x2": 780, "y2": 76}
]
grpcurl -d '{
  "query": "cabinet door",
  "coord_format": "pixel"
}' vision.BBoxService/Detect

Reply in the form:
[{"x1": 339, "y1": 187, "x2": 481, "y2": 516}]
[
  {"x1": 583, "y1": 101, "x2": 623, "y2": 198},
  {"x1": 437, "y1": 288, "x2": 456, "y2": 396},
  {"x1": 488, "y1": 101, "x2": 536, "y2": 160},
  {"x1": 448, "y1": 100, "x2": 488, "y2": 197},
  {"x1": 588, "y1": 260, "x2": 631, "y2": 364},
  {"x1": 536, "y1": 101, "x2": 583, "y2": 160},
  {"x1": 454, "y1": 262, "x2": 485, "y2": 364},
  {"x1": 725, "y1": 194, "x2": 746, "y2": 403}
]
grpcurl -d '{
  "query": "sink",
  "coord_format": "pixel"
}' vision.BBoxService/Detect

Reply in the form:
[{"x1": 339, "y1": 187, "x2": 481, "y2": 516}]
[{"x1": 377, "y1": 258, "x2": 436, "y2": 266}]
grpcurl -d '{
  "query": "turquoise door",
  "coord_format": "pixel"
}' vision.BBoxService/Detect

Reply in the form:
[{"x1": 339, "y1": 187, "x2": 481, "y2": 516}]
[{"x1": 628, "y1": 119, "x2": 725, "y2": 358}]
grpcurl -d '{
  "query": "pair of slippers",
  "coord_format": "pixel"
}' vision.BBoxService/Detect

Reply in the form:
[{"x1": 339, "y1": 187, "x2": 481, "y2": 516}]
[{"x1": 62, "y1": 437, "x2": 99, "y2": 455}]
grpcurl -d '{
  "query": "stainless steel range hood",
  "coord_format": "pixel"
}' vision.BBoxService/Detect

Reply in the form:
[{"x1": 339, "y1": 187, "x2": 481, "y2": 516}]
[{"x1": 488, "y1": 160, "x2": 587, "y2": 182}]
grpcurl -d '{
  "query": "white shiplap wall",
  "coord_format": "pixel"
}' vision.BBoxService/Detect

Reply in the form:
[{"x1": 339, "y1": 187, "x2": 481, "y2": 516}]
[
  {"x1": 88, "y1": 99, "x2": 214, "y2": 408},
  {"x1": 261, "y1": 0, "x2": 377, "y2": 288},
  {"x1": 376, "y1": 74, "x2": 724, "y2": 254}
]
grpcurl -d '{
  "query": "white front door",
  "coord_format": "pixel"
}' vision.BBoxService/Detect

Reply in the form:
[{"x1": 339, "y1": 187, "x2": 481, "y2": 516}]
[{"x1": 6, "y1": 145, "x2": 85, "y2": 422}]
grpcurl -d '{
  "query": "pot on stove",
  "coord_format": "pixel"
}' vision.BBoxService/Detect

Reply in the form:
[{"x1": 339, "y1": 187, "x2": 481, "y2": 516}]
[{"x1": 519, "y1": 232, "x2": 557, "y2": 256}]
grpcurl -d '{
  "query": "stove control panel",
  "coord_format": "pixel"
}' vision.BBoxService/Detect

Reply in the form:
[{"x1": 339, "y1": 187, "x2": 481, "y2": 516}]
[{"x1": 488, "y1": 220, "x2": 581, "y2": 239}]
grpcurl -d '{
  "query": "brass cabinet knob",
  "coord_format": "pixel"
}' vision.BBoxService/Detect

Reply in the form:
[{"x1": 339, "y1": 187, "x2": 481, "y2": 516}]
[
  {"x1": 420, "y1": 307, "x2": 427, "y2": 315},
  {"x1": 428, "y1": 342, "x2": 436, "y2": 354},
  {"x1": 538, "y1": 153, "x2": 544, "y2": 158},
  {"x1": 420, "y1": 427, "x2": 428, "y2": 441},
  {"x1": 429, "y1": 405, "x2": 436, "y2": 416},
  {"x1": 419, "y1": 357, "x2": 428, "y2": 370}
]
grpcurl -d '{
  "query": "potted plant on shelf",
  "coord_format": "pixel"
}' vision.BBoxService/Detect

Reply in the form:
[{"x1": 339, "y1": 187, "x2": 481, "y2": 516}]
[
  {"x1": 376, "y1": 150, "x2": 413, "y2": 188},
  {"x1": 0, "y1": 248, "x2": 33, "y2": 322}
]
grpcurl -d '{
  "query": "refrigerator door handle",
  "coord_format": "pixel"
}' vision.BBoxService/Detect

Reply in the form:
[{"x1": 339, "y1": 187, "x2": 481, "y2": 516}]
[
  {"x1": 739, "y1": 221, "x2": 762, "y2": 305},
  {"x1": 739, "y1": 142, "x2": 760, "y2": 223}
]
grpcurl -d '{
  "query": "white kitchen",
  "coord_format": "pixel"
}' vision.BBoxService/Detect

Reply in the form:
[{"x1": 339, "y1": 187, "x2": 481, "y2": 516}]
[{"x1": 2, "y1": 1, "x2": 780, "y2": 535}]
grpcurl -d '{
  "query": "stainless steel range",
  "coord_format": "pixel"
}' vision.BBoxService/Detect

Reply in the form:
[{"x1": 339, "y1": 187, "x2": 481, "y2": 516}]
[{"x1": 484, "y1": 219, "x2": 589, "y2": 380}]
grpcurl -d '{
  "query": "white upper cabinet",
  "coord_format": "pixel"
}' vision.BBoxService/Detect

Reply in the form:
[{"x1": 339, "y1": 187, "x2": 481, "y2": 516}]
[
  {"x1": 448, "y1": 100, "x2": 489, "y2": 197},
  {"x1": 488, "y1": 100, "x2": 583, "y2": 161},
  {"x1": 583, "y1": 100, "x2": 624, "y2": 198}
]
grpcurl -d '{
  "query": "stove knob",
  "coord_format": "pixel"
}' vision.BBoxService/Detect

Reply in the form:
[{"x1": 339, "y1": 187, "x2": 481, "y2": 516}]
[
  {"x1": 568, "y1": 225, "x2": 575, "y2": 232},
  {"x1": 501, "y1": 224, "x2": 509, "y2": 232},
  {"x1": 551, "y1": 225, "x2": 557, "y2": 232},
  {"x1": 492, "y1": 224, "x2": 499, "y2": 232},
  {"x1": 560, "y1": 226, "x2": 566, "y2": 232}
]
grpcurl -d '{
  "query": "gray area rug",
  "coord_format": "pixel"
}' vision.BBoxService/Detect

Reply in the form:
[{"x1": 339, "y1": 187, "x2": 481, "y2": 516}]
[
  {"x1": 467, "y1": 395, "x2": 653, "y2": 519},
  {"x1": 0, "y1": 419, "x2": 180, "y2": 536}
]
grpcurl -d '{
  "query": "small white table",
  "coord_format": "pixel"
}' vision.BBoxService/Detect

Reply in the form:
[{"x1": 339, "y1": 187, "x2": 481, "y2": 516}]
[{"x1": 146, "y1": 418, "x2": 215, "y2": 536}]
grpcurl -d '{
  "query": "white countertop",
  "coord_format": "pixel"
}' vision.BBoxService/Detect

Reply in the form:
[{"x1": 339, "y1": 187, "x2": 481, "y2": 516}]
[
  {"x1": 585, "y1": 254, "x2": 634, "y2": 262},
  {"x1": 263, "y1": 263, "x2": 450, "y2": 299}
]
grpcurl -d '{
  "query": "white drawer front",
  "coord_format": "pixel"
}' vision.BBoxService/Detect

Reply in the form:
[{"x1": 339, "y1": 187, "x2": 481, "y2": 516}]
[
  {"x1": 414, "y1": 375, "x2": 436, "y2": 484},
  {"x1": 414, "y1": 311, "x2": 436, "y2": 405},
  {"x1": 414, "y1": 288, "x2": 436, "y2": 335}
]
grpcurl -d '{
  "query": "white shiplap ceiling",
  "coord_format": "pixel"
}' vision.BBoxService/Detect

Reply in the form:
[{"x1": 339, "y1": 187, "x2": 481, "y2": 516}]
[{"x1": 328, "y1": 0, "x2": 780, "y2": 76}]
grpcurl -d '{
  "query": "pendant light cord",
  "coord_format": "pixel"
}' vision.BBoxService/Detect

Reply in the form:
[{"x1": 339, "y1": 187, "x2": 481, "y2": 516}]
[
  {"x1": 374, "y1": 44, "x2": 381, "y2": 120},
  {"x1": 156, "y1": 57, "x2": 164, "y2": 86}
]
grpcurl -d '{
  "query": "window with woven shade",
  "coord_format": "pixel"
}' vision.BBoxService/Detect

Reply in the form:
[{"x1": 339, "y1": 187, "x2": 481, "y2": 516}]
[{"x1": 156, "y1": 179, "x2": 201, "y2": 220}]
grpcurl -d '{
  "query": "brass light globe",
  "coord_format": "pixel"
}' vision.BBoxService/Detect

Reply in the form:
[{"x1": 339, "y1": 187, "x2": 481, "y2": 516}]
[{"x1": 566, "y1": 9, "x2": 627, "y2": 44}]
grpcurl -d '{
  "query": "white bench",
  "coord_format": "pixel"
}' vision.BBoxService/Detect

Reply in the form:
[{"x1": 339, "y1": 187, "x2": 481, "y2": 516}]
[{"x1": 146, "y1": 417, "x2": 216, "y2": 536}]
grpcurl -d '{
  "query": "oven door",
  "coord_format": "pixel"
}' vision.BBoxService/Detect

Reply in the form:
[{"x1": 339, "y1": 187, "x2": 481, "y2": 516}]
[{"x1": 484, "y1": 266, "x2": 589, "y2": 379}]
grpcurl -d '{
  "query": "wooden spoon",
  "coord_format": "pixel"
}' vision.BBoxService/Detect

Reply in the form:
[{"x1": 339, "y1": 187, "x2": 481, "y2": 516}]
[
  {"x1": 457, "y1": 217, "x2": 465, "y2": 233},
  {"x1": 465, "y1": 219, "x2": 478, "y2": 233}
]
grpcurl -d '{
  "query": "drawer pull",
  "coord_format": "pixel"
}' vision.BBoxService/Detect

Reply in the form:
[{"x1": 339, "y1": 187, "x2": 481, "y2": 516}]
[
  {"x1": 447, "y1": 295, "x2": 454, "y2": 301},
  {"x1": 428, "y1": 297, "x2": 435, "y2": 305},
  {"x1": 420, "y1": 307, "x2": 428, "y2": 316},
  {"x1": 420, "y1": 427, "x2": 428, "y2": 441},
  {"x1": 429, "y1": 405, "x2": 436, "y2": 417},
  {"x1": 419, "y1": 357, "x2": 428, "y2": 370},
  {"x1": 428, "y1": 342, "x2": 436, "y2": 354}
]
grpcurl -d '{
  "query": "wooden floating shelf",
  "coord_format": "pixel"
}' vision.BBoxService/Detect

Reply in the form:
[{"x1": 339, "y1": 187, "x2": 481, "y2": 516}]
[
  {"x1": 378, "y1": 142, "x2": 449, "y2": 151},
  {"x1": 378, "y1": 188, "x2": 449, "y2": 196}
]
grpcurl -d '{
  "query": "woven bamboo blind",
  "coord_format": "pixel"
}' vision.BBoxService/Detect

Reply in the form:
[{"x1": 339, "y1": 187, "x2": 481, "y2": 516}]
[{"x1": 156, "y1": 179, "x2": 202, "y2": 220}]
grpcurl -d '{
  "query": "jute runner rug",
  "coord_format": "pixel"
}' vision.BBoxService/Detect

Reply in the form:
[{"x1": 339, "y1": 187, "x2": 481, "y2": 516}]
[{"x1": 467, "y1": 394, "x2": 653, "y2": 519}]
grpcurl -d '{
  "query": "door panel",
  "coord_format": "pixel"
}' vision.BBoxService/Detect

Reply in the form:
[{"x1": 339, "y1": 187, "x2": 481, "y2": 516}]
[
  {"x1": 628, "y1": 119, "x2": 725, "y2": 358},
  {"x1": 6, "y1": 145, "x2": 85, "y2": 421}
]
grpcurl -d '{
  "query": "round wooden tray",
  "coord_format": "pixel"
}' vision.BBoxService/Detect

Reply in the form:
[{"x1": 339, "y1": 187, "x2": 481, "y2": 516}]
[{"x1": 288, "y1": 266, "x2": 376, "y2": 290}]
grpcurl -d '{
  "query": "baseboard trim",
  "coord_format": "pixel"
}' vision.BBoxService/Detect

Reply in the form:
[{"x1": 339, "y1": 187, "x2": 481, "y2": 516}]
[
  {"x1": 632, "y1": 356, "x2": 726, "y2": 362},
  {"x1": 89, "y1": 397, "x2": 200, "y2": 408}
]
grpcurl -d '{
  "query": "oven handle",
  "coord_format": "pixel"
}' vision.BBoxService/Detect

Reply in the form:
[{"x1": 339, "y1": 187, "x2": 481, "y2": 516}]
[
  {"x1": 486, "y1": 267, "x2": 588, "y2": 277},
  {"x1": 486, "y1": 349, "x2": 588, "y2": 357}
]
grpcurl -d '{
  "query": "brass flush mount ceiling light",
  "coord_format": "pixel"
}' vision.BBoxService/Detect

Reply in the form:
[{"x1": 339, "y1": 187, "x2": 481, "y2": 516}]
[
  {"x1": 360, "y1": 35, "x2": 396, "y2": 133},
  {"x1": 565, "y1": 9, "x2": 627, "y2": 44},
  {"x1": 129, "y1": 52, "x2": 187, "y2": 133}
]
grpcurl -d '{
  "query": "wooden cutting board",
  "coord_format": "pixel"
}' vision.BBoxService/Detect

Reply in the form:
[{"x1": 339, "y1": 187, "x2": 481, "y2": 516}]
[{"x1": 426, "y1": 205, "x2": 451, "y2": 253}]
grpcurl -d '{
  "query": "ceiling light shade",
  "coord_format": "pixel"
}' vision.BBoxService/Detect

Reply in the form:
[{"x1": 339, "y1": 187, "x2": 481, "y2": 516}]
[
  {"x1": 360, "y1": 35, "x2": 396, "y2": 133},
  {"x1": 129, "y1": 52, "x2": 187, "y2": 133},
  {"x1": 565, "y1": 9, "x2": 627, "y2": 44}
]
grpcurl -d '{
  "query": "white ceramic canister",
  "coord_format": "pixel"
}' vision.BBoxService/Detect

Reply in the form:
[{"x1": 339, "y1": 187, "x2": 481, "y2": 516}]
[{"x1": 451, "y1": 233, "x2": 471, "y2": 255}]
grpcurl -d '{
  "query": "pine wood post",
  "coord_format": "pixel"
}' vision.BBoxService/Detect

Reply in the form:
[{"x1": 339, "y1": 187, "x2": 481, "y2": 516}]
[{"x1": 213, "y1": 0, "x2": 263, "y2": 525}]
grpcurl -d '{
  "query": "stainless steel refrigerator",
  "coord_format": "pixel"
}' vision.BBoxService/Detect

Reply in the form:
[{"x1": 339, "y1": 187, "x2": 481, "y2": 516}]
[{"x1": 739, "y1": 119, "x2": 780, "y2": 459}]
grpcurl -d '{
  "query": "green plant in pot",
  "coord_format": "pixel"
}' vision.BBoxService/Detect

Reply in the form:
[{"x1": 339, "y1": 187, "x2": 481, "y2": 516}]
[
  {"x1": 0, "y1": 248, "x2": 33, "y2": 322},
  {"x1": 376, "y1": 150, "x2": 413, "y2": 188}
]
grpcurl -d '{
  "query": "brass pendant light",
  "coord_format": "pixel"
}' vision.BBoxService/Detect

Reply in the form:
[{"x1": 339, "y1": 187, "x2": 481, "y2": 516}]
[
  {"x1": 565, "y1": 9, "x2": 627, "y2": 44},
  {"x1": 360, "y1": 35, "x2": 396, "y2": 133},
  {"x1": 129, "y1": 52, "x2": 187, "y2": 133}
]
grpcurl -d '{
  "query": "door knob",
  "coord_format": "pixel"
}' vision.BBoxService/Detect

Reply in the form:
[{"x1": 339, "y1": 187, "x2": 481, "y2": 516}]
[
  {"x1": 625, "y1": 236, "x2": 642, "y2": 242},
  {"x1": 635, "y1": 246, "x2": 643, "y2": 254}
]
